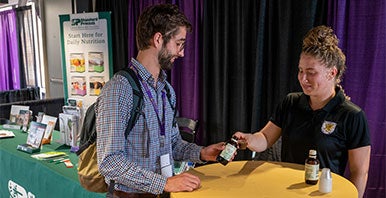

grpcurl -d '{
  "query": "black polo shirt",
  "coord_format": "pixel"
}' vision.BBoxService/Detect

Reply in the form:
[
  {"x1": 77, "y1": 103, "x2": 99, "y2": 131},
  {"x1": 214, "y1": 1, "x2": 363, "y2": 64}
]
[{"x1": 270, "y1": 87, "x2": 371, "y2": 175}]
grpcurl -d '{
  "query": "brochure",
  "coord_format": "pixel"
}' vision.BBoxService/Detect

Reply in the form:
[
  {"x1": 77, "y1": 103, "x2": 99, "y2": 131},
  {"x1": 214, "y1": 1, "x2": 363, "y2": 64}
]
[
  {"x1": 26, "y1": 122, "x2": 47, "y2": 147},
  {"x1": 36, "y1": 112, "x2": 45, "y2": 123},
  {"x1": 41, "y1": 115, "x2": 58, "y2": 144},
  {"x1": 31, "y1": 151, "x2": 67, "y2": 160},
  {"x1": 59, "y1": 113, "x2": 79, "y2": 147},
  {"x1": 62, "y1": 105, "x2": 83, "y2": 152},
  {"x1": 2, "y1": 123, "x2": 21, "y2": 130},
  {"x1": 17, "y1": 121, "x2": 47, "y2": 153},
  {"x1": 9, "y1": 105, "x2": 29, "y2": 123},
  {"x1": 17, "y1": 110, "x2": 31, "y2": 132},
  {"x1": 0, "y1": 130, "x2": 15, "y2": 139}
]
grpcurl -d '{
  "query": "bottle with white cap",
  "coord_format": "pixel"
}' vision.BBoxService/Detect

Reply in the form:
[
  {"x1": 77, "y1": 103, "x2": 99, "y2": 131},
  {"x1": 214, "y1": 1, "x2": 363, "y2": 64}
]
[
  {"x1": 216, "y1": 137, "x2": 239, "y2": 166},
  {"x1": 305, "y1": 149, "x2": 320, "y2": 184},
  {"x1": 319, "y1": 168, "x2": 332, "y2": 193}
]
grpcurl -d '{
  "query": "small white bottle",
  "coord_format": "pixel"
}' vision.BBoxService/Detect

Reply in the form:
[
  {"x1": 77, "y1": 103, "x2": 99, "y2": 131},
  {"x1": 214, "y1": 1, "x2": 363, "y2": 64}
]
[{"x1": 319, "y1": 168, "x2": 332, "y2": 193}]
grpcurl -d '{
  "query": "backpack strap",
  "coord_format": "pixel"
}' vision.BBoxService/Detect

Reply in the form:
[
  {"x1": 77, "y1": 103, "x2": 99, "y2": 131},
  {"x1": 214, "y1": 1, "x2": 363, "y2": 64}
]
[
  {"x1": 116, "y1": 68, "x2": 144, "y2": 139},
  {"x1": 76, "y1": 102, "x2": 97, "y2": 155},
  {"x1": 118, "y1": 67, "x2": 177, "y2": 132}
]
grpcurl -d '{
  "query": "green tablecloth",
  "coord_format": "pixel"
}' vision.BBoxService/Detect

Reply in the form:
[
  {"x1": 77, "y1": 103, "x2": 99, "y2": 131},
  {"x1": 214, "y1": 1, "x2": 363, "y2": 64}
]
[{"x1": 0, "y1": 126, "x2": 105, "y2": 198}]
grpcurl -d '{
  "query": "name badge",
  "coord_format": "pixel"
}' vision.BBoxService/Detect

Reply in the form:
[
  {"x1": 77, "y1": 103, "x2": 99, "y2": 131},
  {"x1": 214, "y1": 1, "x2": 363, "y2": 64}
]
[{"x1": 160, "y1": 153, "x2": 173, "y2": 177}]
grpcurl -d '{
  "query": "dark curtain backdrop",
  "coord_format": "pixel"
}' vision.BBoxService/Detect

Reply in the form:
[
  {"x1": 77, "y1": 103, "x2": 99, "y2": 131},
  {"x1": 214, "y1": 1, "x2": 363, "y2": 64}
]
[
  {"x1": 202, "y1": 0, "x2": 326, "y2": 160},
  {"x1": 327, "y1": 1, "x2": 386, "y2": 197},
  {"x1": 95, "y1": 0, "x2": 129, "y2": 73}
]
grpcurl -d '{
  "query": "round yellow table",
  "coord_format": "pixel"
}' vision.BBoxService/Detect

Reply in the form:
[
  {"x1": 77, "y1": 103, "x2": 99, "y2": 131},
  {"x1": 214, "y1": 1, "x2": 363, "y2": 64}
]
[{"x1": 171, "y1": 161, "x2": 357, "y2": 197}]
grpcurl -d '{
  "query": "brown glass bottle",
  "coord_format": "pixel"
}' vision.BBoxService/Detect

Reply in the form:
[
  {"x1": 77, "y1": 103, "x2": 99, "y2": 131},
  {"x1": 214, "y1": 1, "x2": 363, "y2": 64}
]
[
  {"x1": 216, "y1": 137, "x2": 238, "y2": 166},
  {"x1": 305, "y1": 149, "x2": 320, "y2": 185}
]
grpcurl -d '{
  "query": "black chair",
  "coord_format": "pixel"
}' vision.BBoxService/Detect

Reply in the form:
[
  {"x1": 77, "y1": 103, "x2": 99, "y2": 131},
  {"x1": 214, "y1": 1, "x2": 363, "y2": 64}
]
[
  {"x1": 176, "y1": 117, "x2": 198, "y2": 143},
  {"x1": 174, "y1": 117, "x2": 199, "y2": 174}
]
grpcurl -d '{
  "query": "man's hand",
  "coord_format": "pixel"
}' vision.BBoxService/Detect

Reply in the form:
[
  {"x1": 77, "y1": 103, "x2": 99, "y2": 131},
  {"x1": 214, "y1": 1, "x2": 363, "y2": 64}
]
[
  {"x1": 200, "y1": 142, "x2": 226, "y2": 161},
  {"x1": 164, "y1": 172, "x2": 201, "y2": 192}
]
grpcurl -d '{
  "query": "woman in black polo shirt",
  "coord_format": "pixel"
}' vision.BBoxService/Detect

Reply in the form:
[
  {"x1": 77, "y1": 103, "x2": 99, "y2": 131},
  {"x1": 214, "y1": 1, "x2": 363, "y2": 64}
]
[{"x1": 234, "y1": 25, "x2": 371, "y2": 198}]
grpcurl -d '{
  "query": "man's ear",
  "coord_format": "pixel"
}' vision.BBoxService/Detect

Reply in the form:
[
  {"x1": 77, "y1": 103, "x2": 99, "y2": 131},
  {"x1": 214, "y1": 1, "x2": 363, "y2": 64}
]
[{"x1": 153, "y1": 32, "x2": 163, "y2": 48}]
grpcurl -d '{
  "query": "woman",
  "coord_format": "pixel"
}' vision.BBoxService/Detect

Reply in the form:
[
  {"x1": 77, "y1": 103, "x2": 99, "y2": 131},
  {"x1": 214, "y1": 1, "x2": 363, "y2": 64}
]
[{"x1": 233, "y1": 26, "x2": 371, "y2": 198}]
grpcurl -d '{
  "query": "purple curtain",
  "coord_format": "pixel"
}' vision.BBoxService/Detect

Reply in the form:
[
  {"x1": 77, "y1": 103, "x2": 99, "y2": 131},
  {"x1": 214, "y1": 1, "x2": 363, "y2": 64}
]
[
  {"x1": 327, "y1": 1, "x2": 386, "y2": 197},
  {"x1": 170, "y1": 0, "x2": 203, "y2": 121},
  {"x1": 127, "y1": 0, "x2": 203, "y2": 121},
  {"x1": 0, "y1": 9, "x2": 20, "y2": 91}
]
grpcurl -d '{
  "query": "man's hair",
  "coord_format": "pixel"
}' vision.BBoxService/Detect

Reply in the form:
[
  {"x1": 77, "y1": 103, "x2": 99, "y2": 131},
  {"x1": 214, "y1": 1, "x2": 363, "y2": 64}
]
[
  {"x1": 136, "y1": 4, "x2": 192, "y2": 50},
  {"x1": 302, "y1": 25, "x2": 346, "y2": 84}
]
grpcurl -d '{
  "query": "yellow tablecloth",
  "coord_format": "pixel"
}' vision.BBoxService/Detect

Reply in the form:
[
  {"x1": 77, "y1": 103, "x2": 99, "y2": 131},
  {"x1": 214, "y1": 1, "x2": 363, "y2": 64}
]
[{"x1": 171, "y1": 161, "x2": 357, "y2": 198}]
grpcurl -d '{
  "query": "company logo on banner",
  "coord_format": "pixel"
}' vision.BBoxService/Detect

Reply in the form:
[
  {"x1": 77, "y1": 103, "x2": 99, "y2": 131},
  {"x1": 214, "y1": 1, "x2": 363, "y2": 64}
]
[
  {"x1": 71, "y1": 17, "x2": 99, "y2": 26},
  {"x1": 8, "y1": 180, "x2": 35, "y2": 198},
  {"x1": 70, "y1": 14, "x2": 99, "y2": 31}
]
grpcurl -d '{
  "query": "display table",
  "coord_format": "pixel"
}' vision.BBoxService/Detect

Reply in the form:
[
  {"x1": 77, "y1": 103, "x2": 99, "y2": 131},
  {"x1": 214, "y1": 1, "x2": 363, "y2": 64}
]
[
  {"x1": 171, "y1": 161, "x2": 358, "y2": 197},
  {"x1": 0, "y1": 126, "x2": 105, "y2": 198}
]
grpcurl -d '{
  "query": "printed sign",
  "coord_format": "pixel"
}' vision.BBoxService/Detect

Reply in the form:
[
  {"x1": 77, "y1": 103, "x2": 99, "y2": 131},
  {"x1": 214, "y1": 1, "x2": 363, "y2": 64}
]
[{"x1": 59, "y1": 12, "x2": 113, "y2": 110}]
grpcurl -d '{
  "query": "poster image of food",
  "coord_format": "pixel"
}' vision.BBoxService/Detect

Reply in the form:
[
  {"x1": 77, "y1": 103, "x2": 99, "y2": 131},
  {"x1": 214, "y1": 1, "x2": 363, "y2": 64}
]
[
  {"x1": 70, "y1": 53, "x2": 85, "y2": 73},
  {"x1": 71, "y1": 76, "x2": 87, "y2": 96},
  {"x1": 60, "y1": 12, "x2": 113, "y2": 110},
  {"x1": 88, "y1": 52, "x2": 104, "y2": 73},
  {"x1": 89, "y1": 76, "x2": 105, "y2": 96}
]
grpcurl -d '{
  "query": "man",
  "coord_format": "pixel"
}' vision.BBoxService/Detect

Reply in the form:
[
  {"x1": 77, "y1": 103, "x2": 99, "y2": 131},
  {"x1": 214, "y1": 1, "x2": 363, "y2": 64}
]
[{"x1": 96, "y1": 4, "x2": 225, "y2": 197}]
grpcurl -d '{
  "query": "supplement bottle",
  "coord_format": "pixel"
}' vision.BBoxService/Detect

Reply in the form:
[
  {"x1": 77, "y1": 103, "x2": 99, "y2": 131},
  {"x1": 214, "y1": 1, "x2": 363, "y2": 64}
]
[
  {"x1": 216, "y1": 137, "x2": 238, "y2": 166},
  {"x1": 305, "y1": 149, "x2": 320, "y2": 184}
]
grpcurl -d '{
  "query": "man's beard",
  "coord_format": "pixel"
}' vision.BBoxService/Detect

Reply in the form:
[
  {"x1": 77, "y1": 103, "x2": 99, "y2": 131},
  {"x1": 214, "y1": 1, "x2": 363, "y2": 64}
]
[{"x1": 158, "y1": 46, "x2": 174, "y2": 71}]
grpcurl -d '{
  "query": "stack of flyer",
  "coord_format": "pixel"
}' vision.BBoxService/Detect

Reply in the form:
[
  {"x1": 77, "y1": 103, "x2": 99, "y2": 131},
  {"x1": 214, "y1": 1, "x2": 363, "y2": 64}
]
[{"x1": 59, "y1": 99, "x2": 83, "y2": 152}]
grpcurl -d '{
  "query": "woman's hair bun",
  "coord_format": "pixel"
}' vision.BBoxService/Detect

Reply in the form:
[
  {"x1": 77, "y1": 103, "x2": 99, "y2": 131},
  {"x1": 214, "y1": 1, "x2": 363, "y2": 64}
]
[{"x1": 302, "y1": 25, "x2": 338, "y2": 51}]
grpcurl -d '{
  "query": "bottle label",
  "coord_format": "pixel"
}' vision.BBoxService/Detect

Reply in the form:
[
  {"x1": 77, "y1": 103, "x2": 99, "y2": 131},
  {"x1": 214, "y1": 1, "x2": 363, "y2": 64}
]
[
  {"x1": 305, "y1": 164, "x2": 319, "y2": 180},
  {"x1": 219, "y1": 144, "x2": 237, "y2": 161}
]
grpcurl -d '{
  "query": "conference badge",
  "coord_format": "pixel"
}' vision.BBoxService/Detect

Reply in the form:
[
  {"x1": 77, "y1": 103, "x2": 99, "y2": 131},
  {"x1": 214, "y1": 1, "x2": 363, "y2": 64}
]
[{"x1": 321, "y1": 121, "x2": 337, "y2": 135}]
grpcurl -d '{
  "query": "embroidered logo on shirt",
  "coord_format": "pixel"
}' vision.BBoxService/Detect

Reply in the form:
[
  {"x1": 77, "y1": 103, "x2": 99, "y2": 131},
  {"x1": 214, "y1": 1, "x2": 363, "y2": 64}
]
[{"x1": 321, "y1": 121, "x2": 337, "y2": 134}]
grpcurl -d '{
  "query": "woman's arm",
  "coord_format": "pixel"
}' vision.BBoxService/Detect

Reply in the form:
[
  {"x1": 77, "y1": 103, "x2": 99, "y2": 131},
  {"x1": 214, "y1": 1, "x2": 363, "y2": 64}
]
[
  {"x1": 234, "y1": 121, "x2": 281, "y2": 152},
  {"x1": 348, "y1": 145, "x2": 371, "y2": 198}
]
